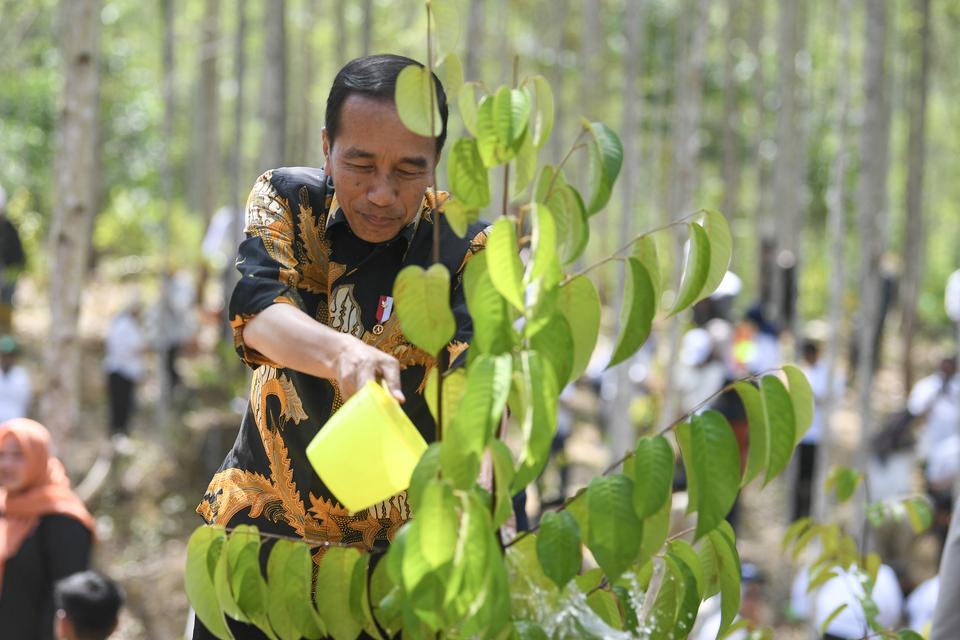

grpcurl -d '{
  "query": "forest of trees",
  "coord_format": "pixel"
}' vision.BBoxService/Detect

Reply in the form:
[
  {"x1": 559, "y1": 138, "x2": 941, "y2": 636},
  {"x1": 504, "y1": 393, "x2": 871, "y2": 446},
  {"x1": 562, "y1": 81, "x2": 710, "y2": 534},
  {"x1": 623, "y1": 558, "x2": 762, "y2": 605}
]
[{"x1": 0, "y1": 0, "x2": 958, "y2": 636}]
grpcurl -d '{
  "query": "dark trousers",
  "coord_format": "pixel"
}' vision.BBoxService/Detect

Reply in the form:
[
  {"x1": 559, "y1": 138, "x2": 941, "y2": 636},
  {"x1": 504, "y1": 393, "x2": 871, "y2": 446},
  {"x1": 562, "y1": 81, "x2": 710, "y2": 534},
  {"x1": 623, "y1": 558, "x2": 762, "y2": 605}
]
[
  {"x1": 108, "y1": 371, "x2": 135, "y2": 434},
  {"x1": 793, "y1": 442, "x2": 817, "y2": 521}
]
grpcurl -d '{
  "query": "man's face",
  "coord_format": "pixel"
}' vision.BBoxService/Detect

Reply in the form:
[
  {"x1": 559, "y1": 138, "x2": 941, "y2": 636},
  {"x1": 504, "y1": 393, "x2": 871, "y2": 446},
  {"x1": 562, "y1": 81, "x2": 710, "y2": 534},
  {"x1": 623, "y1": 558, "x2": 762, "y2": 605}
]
[{"x1": 322, "y1": 95, "x2": 438, "y2": 244}]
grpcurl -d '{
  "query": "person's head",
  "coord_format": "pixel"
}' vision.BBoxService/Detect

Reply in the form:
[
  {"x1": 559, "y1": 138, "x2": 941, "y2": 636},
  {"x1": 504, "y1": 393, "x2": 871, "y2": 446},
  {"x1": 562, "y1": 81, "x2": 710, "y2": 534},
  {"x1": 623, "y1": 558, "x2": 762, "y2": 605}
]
[
  {"x1": 0, "y1": 335, "x2": 17, "y2": 372},
  {"x1": 939, "y1": 356, "x2": 957, "y2": 380},
  {"x1": 54, "y1": 571, "x2": 124, "y2": 640},
  {"x1": 801, "y1": 339, "x2": 820, "y2": 365},
  {"x1": 0, "y1": 418, "x2": 52, "y2": 494},
  {"x1": 322, "y1": 54, "x2": 449, "y2": 243}
]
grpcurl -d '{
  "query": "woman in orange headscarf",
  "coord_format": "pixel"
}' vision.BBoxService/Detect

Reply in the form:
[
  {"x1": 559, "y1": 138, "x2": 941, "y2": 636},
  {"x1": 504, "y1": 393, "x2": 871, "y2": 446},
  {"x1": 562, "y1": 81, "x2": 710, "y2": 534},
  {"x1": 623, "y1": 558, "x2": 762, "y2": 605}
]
[{"x1": 0, "y1": 418, "x2": 96, "y2": 640}]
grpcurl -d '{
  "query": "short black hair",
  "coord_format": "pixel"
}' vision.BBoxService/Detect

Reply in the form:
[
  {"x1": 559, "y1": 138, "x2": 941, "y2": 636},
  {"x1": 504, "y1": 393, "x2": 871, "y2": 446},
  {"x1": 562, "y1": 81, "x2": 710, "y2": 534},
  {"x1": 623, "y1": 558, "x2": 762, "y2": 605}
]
[
  {"x1": 54, "y1": 571, "x2": 124, "y2": 639},
  {"x1": 325, "y1": 54, "x2": 449, "y2": 155}
]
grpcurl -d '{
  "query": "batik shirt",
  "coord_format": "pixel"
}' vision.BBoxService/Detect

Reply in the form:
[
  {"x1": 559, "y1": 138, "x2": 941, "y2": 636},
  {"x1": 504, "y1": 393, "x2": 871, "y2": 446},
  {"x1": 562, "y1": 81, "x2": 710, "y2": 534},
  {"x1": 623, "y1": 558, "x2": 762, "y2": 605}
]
[{"x1": 197, "y1": 167, "x2": 489, "y2": 553}]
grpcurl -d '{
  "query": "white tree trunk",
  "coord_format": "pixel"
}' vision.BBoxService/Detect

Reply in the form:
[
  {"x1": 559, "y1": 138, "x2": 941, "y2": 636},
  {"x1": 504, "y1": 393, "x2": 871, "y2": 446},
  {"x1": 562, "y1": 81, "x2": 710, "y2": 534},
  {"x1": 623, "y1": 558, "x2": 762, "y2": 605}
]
[
  {"x1": 361, "y1": 0, "x2": 373, "y2": 57},
  {"x1": 855, "y1": 0, "x2": 892, "y2": 471},
  {"x1": 42, "y1": 0, "x2": 102, "y2": 443},
  {"x1": 817, "y1": 0, "x2": 853, "y2": 523},
  {"x1": 259, "y1": 0, "x2": 287, "y2": 172},
  {"x1": 900, "y1": 0, "x2": 931, "y2": 393},
  {"x1": 721, "y1": 0, "x2": 741, "y2": 220},
  {"x1": 463, "y1": 0, "x2": 485, "y2": 83}
]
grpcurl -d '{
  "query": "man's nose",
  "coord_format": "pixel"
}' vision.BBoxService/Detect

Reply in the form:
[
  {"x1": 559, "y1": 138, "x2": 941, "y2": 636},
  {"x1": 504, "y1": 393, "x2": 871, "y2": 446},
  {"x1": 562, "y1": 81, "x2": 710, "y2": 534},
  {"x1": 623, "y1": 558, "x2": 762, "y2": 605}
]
[{"x1": 366, "y1": 175, "x2": 398, "y2": 208}]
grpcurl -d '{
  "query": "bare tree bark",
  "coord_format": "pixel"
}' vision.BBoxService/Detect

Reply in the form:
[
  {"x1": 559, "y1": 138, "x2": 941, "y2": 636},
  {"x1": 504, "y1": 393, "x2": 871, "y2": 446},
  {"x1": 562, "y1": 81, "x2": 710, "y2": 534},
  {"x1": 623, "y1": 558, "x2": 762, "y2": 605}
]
[
  {"x1": 42, "y1": 0, "x2": 102, "y2": 443},
  {"x1": 546, "y1": 0, "x2": 571, "y2": 164},
  {"x1": 747, "y1": 0, "x2": 773, "y2": 305},
  {"x1": 855, "y1": 0, "x2": 893, "y2": 472},
  {"x1": 290, "y1": 0, "x2": 317, "y2": 165},
  {"x1": 609, "y1": 0, "x2": 645, "y2": 464},
  {"x1": 659, "y1": 0, "x2": 711, "y2": 430},
  {"x1": 463, "y1": 0, "x2": 485, "y2": 83},
  {"x1": 334, "y1": 0, "x2": 347, "y2": 67},
  {"x1": 721, "y1": 0, "x2": 741, "y2": 220},
  {"x1": 900, "y1": 0, "x2": 932, "y2": 393},
  {"x1": 816, "y1": 0, "x2": 853, "y2": 523},
  {"x1": 259, "y1": 0, "x2": 287, "y2": 172},
  {"x1": 361, "y1": 0, "x2": 373, "y2": 56}
]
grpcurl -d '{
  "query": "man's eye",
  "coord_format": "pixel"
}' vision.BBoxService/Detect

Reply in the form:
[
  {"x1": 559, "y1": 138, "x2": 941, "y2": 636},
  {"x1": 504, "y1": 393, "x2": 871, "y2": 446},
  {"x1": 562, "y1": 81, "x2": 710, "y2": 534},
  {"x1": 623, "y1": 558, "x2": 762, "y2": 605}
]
[
  {"x1": 347, "y1": 163, "x2": 373, "y2": 171},
  {"x1": 397, "y1": 168, "x2": 425, "y2": 178}
]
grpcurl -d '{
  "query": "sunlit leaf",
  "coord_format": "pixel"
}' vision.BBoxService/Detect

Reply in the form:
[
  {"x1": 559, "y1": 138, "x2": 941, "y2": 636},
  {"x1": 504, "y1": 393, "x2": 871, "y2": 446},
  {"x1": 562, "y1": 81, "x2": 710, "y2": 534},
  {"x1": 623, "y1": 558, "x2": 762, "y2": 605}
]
[
  {"x1": 434, "y1": 52, "x2": 463, "y2": 100},
  {"x1": 608, "y1": 257, "x2": 656, "y2": 367},
  {"x1": 638, "y1": 490, "x2": 671, "y2": 569},
  {"x1": 696, "y1": 209, "x2": 733, "y2": 302},
  {"x1": 708, "y1": 528, "x2": 741, "y2": 636},
  {"x1": 424, "y1": 367, "x2": 467, "y2": 434},
  {"x1": 463, "y1": 249, "x2": 516, "y2": 354},
  {"x1": 185, "y1": 527, "x2": 232, "y2": 640},
  {"x1": 511, "y1": 350, "x2": 559, "y2": 491},
  {"x1": 825, "y1": 465, "x2": 863, "y2": 504},
  {"x1": 585, "y1": 474, "x2": 643, "y2": 581},
  {"x1": 664, "y1": 553, "x2": 701, "y2": 636},
  {"x1": 669, "y1": 222, "x2": 711, "y2": 316},
  {"x1": 668, "y1": 539, "x2": 705, "y2": 597},
  {"x1": 582, "y1": 120, "x2": 623, "y2": 215},
  {"x1": 394, "y1": 264, "x2": 456, "y2": 355},
  {"x1": 632, "y1": 234, "x2": 662, "y2": 309},
  {"x1": 586, "y1": 589, "x2": 623, "y2": 630},
  {"x1": 537, "y1": 511, "x2": 582, "y2": 589},
  {"x1": 486, "y1": 217, "x2": 525, "y2": 311},
  {"x1": 530, "y1": 313, "x2": 574, "y2": 386},
  {"x1": 735, "y1": 381, "x2": 767, "y2": 487},
  {"x1": 440, "y1": 199, "x2": 476, "y2": 238},
  {"x1": 681, "y1": 411, "x2": 741, "y2": 540},
  {"x1": 458, "y1": 82, "x2": 484, "y2": 136},
  {"x1": 760, "y1": 375, "x2": 797, "y2": 485},
  {"x1": 512, "y1": 130, "x2": 539, "y2": 197},
  {"x1": 523, "y1": 75, "x2": 554, "y2": 148},
  {"x1": 557, "y1": 276, "x2": 601, "y2": 382},
  {"x1": 267, "y1": 540, "x2": 325, "y2": 640},
  {"x1": 493, "y1": 85, "x2": 530, "y2": 148},
  {"x1": 395, "y1": 64, "x2": 442, "y2": 138},
  {"x1": 783, "y1": 364, "x2": 815, "y2": 445},
  {"x1": 489, "y1": 439, "x2": 517, "y2": 528},
  {"x1": 408, "y1": 443, "x2": 442, "y2": 513},
  {"x1": 904, "y1": 496, "x2": 933, "y2": 534},
  {"x1": 448, "y1": 138, "x2": 490, "y2": 209},
  {"x1": 315, "y1": 547, "x2": 363, "y2": 640}
]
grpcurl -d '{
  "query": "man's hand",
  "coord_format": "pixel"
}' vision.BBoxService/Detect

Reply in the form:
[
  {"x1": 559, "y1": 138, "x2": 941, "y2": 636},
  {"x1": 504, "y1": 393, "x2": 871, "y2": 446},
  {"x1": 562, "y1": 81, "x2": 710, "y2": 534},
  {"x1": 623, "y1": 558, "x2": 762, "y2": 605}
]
[
  {"x1": 242, "y1": 303, "x2": 405, "y2": 403},
  {"x1": 333, "y1": 337, "x2": 405, "y2": 403}
]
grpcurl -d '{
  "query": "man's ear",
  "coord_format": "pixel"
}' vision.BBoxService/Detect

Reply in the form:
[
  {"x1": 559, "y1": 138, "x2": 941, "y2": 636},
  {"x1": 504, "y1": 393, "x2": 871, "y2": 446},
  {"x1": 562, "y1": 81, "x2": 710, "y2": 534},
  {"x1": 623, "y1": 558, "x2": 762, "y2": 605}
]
[{"x1": 321, "y1": 128, "x2": 332, "y2": 175}]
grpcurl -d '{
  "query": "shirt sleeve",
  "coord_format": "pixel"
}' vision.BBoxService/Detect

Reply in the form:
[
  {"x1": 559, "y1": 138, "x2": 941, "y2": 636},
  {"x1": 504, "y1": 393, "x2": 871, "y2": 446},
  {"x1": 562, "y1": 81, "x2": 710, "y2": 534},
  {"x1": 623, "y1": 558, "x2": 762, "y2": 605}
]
[{"x1": 229, "y1": 171, "x2": 304, "y2": 368}]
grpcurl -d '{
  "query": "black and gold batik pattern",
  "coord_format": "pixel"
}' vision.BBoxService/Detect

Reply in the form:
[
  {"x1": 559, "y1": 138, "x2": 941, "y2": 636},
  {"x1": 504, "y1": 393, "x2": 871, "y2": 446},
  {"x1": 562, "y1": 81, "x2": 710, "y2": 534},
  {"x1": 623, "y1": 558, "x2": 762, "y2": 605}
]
[{"x1": 198, "y1": 167, "x2": 489, "y2": 557}]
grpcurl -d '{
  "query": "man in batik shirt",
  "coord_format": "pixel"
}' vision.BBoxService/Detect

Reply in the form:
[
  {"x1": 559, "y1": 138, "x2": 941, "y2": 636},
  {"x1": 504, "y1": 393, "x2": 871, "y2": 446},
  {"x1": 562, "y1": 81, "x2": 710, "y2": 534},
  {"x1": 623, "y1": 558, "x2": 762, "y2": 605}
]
[{"x1": 194, "y1": 54, "x2": 487, "y2": 617}]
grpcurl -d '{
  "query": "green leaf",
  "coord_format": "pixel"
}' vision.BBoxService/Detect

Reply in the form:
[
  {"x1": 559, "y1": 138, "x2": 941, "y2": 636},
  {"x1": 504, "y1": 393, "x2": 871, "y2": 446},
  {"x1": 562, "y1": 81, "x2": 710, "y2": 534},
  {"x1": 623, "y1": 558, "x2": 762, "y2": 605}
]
[
  {"x1": 631, "y1": 435, "x2": 675, "y2": 519},
  {"x1": 523, "y1": 75, "x2": 554, "y2": 148},
  {"x1": 486, "y1": 217, "x2": 526, "y2": 311},
  {"x1": 675, "y1": 420, "x2": 699, "y2": 514},
  {"x1": 408, "y1": 443, "x2": 442, "y2": 513},
  {"x1": 185, "y1": 527, "x2": 233, "y2": 640},
  {"x1": 582, "y1": 121, "x2": 623, "y2": 215},
  {"x1": 476, "y1": 96, "x2": 506, "y2": 167},
  {"x1": 525, "y1": 203, "x2": 561, "y2": 288},
  {"x1": 448, "y1": 138, "x2": 490, "y2": 209},
  {"x1": 511, "y1": 621, "x2": 550, "y2": 640},
  {"x1": 512, "y1": 130, "x2": 538, "y2": 197},
  {"x1": 394, "y1": 264, "x2": 457, "y2": 356},
  {"x1": 489, "y1": 439, "x2": 517, "y2": 528},
  {"x1": 530, "y1": 313, "x2": 574, "y2": 386},
  {"x1": 458, "y1": 82, "x2": 484, "y2": 136},
  {"x1": 348, "y1": 553, "x2": 375, "y2": 637},
  {"x1": 897, "y1": 630, "x2": 926, "y2": 640},
  {"x1": 825, "y1": 465, "x2": 863, "y2": 504},
  {"x1": 734, "y1": 382, "x2": 767, "y2": 487},
  {"x1": 424, "y1": 368, "x2": 467, "y2": 434},
  {"x1": 631, "y1": 234, "x2": 662, "y2": 309},
  {"x1": 664, "y1": 553, "x2": 701, "y2": 636},
  {"x1": 904, "y1": 496, "x2": 933, "y2": 533},
  {"x1": 586, "y1": 590, "x2": 623, "y2": 630},
  {"x1": 669, "y1": 222, "x2": 711, "y2": 316},
  {"x1": 557, "y1": 276, "x2": 601, "y2": 381},
  {"x1": 760, "y1": 375, "x2": 797, "y2": 484},
  {"x1": 267, "y1": 540, "x2": 325, "y2": 640},
  {"x1": 493, "y1": 85, "x2": 530, "y2": 148},
  {"x1": 315, "y1": 547, "x2": 364, "y2": 640},
  {"x1": 818, "y1": 604, "x2": 849, "y2": 637},
  {"x1": 537, "y1": 167, "x2": 590, "y2": 265},
  {"x1": 410, "y1": 482, "x2": 458, "y2": 575},
  {"x1": 648, "y1": 560, "x2": 679, "y2": 638},
  {"x1": 441, "y1": 353, "x2": 512, "y2": 488},
  {"x1": 683, "y1": 411, "x2": 741, "y2": 540},
  {"x1": 511, "y1": 350, "x2": 560, "y2": 491},
  {"x1": 213, "y1": 528, "x2": 248, "y2": 623},
  {"x1": 695, "y1": 209, "x2": 733, "y2": 302},
  {"x1": 227, "y1": 528, "x2": 274, "y2": 637},
  {"x1": 395, "y1": 64, "x2": 442, "y2": 138},
  {"x1": 463, "y1": 247, "x2": 516, "y2": 355},
  {"x1": 668, "y1": 539, "x2": 705, "y2": 597},
  {"x1": 707, "y1": 528, "x2": 741, "y2": 636},
  {"x1": 440, "y1": 199, "x2": 476, "y2": 238},
  {"x1": 506, "y1": 535, "x2": 559, "y2": 621},
  {"x1": 638, "y1": 490, "x2": 672, "y2": 569},
  {"x1": 434, "y1": 52, "x2": 463, "y2": 100},
  {"x1": 608, "y1": 257, "x2": 656, "y2": 367},
  {"x1": 369, "y1": 556, "x2": 401, "y2": 637},
  {"x1": 783, "y1": 364, "x2": 815, "y2": 446},
  {"x1": 566, "y1": 490, "x2": 590, "y2": 542},
  {"x1": 585, "y1": 474, "x2": 643, "y2": 581},
  {"x1": 536, "y1": 511, "x2": 582, "y2": 589}
]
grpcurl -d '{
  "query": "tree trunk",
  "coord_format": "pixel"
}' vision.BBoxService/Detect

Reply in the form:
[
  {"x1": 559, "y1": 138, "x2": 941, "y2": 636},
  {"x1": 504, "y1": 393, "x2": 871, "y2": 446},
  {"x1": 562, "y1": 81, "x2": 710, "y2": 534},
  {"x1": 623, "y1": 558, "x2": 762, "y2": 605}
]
[
  {"x1": 721, "y1": 0, "x2": 740, "y2": 220},
  {"x1": 334, "y1": 0, "x2": 347, "y2": 67},
  {"x1": 609, "y1": 0, "x2": 645, "y2": 464},
  {"x1": 659, "y1": 0, "x2": 710, "y2": 430},
  {"x1": 290, "y1": 0, "x2": 317, "y2": 165},
  {"x1": 900, "y1": 0, "x2": 931, "y2": 394},
  {"x1": 463, "y1": 0, "x2": 485, "y2": 83},
  {"x1": 41, "y1": 0, "x2": 102, "y2": 443},
  {"x1": 855, "y1": 0, "x2": 892, "y2": 472},
  {"x1": 223, "y1": 0, "x2": 247, "y2": 341},
  {"x1": 816, "y1": 0, "x2": 853, "y2": 523},
  {"x1": 546, "y1": 0, "x2": 571, "y2": 164},
  {"x1": 361, "y1": 0, "x2": 373, "y2": 56},
  {"x1": 259, "y1": 0, "x2": 287, "y2": 173},
  {"x1": 748, "y1": 0, "x2": 772, "y2": 305}
]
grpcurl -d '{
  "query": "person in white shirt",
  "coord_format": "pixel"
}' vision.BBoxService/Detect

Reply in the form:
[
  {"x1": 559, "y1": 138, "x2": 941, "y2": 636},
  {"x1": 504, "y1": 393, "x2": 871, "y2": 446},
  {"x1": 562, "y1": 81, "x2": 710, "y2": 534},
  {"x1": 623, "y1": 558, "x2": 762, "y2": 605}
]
[
  {"x1": 0, "y1": 335, "x2": 31, "y2": 422},
  {"x1": 103, "y1": 303, "x2": 146, "y2": 435},
  {"x1": 908, "y1": 357, "x2": 960, "y2": 492}
]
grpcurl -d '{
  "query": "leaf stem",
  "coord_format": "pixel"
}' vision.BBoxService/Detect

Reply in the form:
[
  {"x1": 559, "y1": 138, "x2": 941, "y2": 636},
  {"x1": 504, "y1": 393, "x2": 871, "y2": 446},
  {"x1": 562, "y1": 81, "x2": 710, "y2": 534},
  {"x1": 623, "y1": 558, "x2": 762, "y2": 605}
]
[{"x1": 544, "y1": 135, "x2": 589, "y2": 202}]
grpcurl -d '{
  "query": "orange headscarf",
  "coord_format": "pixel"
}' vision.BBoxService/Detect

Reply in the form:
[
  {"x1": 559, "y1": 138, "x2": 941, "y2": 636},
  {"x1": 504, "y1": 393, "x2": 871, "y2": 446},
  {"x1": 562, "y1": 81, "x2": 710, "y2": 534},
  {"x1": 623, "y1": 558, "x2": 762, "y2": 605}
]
[{"x1": 0, "y1": 418, "x2": 96, "y2": 590}]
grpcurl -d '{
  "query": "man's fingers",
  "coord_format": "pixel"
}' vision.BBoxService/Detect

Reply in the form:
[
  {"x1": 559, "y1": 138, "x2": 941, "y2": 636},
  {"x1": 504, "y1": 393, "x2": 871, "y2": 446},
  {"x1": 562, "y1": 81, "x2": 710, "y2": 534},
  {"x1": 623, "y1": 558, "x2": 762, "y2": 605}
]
[{"x1": 379, "y1": 361, "x2": 405, "y2": 404}]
